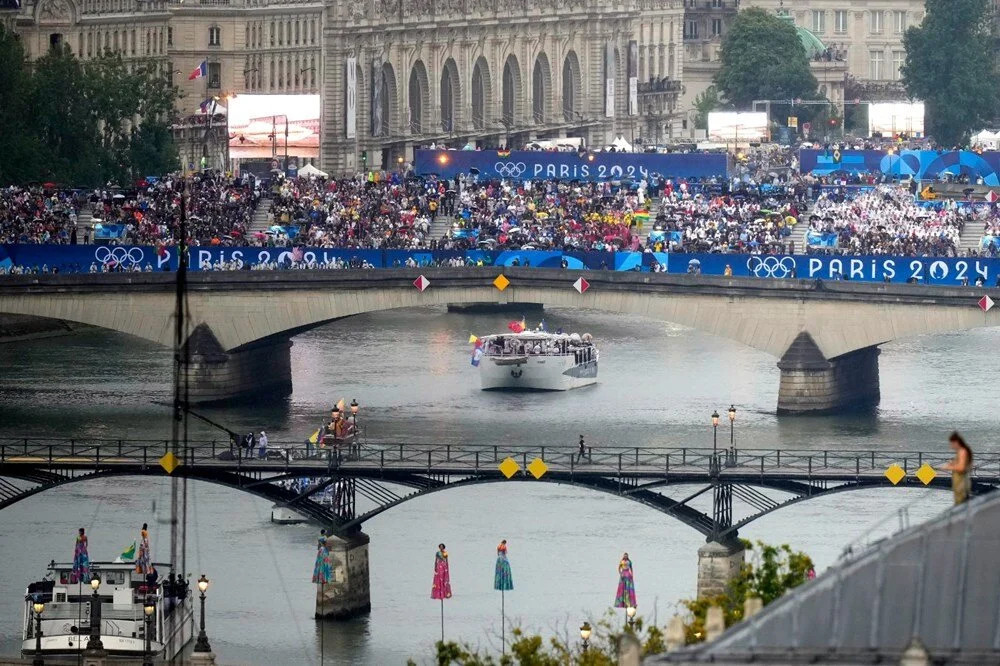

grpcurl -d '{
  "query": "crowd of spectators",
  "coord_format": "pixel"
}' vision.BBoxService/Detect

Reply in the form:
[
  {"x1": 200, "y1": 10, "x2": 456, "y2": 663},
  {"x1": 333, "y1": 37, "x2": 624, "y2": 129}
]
[
  {"x1": 0, "y1": 187, "x2": 82, "y2": 244},
  {"x1": 3, "y1": 147, "x2": 999, "y2": 261},
  {"x1": 266, "y1": 176, "x2": 431, "y2": 249},
  {"x1": 0, "y1": 173, "x2": 259, "y2": 247},
  {"x1": 807, "y1": 186, "x2": 966, "y2": 256},
  {"x1": 92, "y1": 173, "x2": 260, "y2": 246}
]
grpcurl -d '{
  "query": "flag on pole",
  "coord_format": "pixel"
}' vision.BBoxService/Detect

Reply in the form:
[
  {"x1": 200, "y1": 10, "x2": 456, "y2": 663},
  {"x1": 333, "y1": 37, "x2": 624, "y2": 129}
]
[
  {"x1": 199, "y1": 97, "x2": 216, "y2": 114},
  {"x1": 188, "y1": 60, "x2": 208, "y2": 80},
  {"x1": 471, "y1": 347, "x2": 484, "y2": 367},
  {"x1": 468, "y1": 334, "x2": 479, "y2": 344},
  {"x1": 507, "y1": 319, "x2": 526, "y2": 333},
  {"x1": 115, "y1": 541, "x2": 136, "y2": 563}
]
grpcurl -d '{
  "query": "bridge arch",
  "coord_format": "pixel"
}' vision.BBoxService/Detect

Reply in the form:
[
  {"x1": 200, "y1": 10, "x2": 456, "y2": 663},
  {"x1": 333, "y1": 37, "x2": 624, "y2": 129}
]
[
  {"x1": 1, "y1": 464, "x2": 985, "y2": 540},
  {"x1": 3, "y1": 270, "x2": 1000, "y2": 411},
  {"x1": 1, "y1": 271, "x2": 999, "y2": 360}
]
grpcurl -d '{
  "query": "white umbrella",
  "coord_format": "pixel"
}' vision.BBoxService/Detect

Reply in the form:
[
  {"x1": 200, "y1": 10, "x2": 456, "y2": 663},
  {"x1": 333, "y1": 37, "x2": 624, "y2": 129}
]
[{"x1": 298, "y1": 164, "x2": 328, "y2": 178}]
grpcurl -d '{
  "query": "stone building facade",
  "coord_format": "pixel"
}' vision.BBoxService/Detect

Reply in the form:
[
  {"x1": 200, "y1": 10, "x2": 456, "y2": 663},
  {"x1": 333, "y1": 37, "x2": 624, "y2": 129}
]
[
  {"x1": 321, "y1": 0, "x2": 687, "y2": 173},
  {"x1": 10, "y1": 0, "x2": 686, "y2": 174},
  {"x1": 744, "y1": 0, "x2": 925, "y2": 86}
]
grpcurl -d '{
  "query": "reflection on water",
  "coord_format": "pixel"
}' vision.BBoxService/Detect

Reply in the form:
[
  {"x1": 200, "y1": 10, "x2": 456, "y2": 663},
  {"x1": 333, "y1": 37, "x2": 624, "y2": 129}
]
[{"x1": 0, "y1": 307, "x2": 993, "y2": 663}]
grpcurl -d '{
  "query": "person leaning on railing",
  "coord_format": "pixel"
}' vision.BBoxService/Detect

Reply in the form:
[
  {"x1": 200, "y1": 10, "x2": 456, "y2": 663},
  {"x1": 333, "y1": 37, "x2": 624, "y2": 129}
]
[{"x1": 941, "y1": 432, "x2": 973, "y2": 505}]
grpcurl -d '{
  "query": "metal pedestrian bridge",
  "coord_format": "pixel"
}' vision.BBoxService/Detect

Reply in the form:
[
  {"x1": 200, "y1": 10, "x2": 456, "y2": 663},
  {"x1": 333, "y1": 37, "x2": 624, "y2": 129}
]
[{"x1": 1, "y1": 439, "x2": 995, "y2": 541}]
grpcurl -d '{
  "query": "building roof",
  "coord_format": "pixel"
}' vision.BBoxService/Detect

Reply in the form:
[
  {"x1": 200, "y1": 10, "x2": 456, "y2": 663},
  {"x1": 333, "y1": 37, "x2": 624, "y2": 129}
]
[
  {"x1": 778, "y1": 14, "x2": 827, "y2": 59},
  {"x1": 648, "y1": 490, "x2": 1000, "y2": 664}
]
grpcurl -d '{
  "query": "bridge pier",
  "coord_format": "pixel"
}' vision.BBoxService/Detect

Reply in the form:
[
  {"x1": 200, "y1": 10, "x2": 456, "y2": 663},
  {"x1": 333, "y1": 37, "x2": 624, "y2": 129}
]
[
  {"x1": 181, "y1": 325, "x2": 292, "y2": 404},
  {"x1": 777, "y1": 333, "x2": 880, "y2": 415},
  {"x1": 696, "y1": 539, "x2": 745, "y2": 599},
  {"x1": 315, "y1": 531, "x2": 372, "y2": 620}
]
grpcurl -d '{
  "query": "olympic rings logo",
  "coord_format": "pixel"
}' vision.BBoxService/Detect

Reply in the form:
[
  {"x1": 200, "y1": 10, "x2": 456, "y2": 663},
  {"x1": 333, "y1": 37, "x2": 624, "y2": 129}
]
[
  {"x1": 746, "y1": 256, "x2": 796, "y2": 278},
  {"x1": 494, "y1": 162, "x2": 528, "y2": 178},
  {"x1": 94, "y1": 246, "x2": 145, "y2": 267}
]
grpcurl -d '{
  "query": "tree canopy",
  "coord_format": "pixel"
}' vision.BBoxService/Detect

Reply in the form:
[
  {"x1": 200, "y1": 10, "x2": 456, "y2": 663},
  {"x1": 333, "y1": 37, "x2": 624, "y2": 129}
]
[
  {"x1": 714, "y1": 8, "x2": 819, "y2": 110},
  {"x1": 0, "y1": 25, "x2": 179, "y2": 186},
  {"x1": 901, "y1": 0, "x2": 1000, "y2": 147}
]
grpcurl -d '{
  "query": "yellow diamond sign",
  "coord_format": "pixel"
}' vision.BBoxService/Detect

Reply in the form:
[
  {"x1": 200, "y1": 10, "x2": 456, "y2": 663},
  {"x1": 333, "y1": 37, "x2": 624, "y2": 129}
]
[
  {"x1": 884, "y1": 463, "x2": 905, "y2": 485},
  {"x1": 159, "y1": 452, "x2": 180, "y2": 475},
  {"x1": 499, "y1": 457, "x2": 520, "y2": 479},
  {"x1": 493, "y1": 274, "x2": 510, "y2": 291},
  {"x1": 527, "y1": 457, "x2": 549, "y2": 479},
  {"x1": 915, "y1": 463, "x2": 937, "y2": 486}
]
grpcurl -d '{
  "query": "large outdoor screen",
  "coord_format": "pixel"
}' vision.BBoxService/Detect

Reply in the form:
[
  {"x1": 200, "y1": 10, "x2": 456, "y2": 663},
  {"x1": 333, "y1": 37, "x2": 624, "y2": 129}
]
[
  {"x1": 227, "y1": 94, "x2": 321, "y2": 159},
  {"x1": 707, "y1": 112, "x2": 768, "y2": 143},
  {"x1": 868, "y1": 102, "x2": 924, "y2": 137}
]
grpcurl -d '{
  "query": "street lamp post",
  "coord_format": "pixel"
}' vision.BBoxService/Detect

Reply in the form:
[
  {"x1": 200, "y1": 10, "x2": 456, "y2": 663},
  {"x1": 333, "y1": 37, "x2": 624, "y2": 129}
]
[
  {"x1": 193, "y1": 575, "x2": 212, "y2": 653},
  {"x1": 711, "y1": 410, "x2": 720, "y2": 474},
  {"x1": 728, "y1": 405, "x2": 736, "y2": 465},
  {"x1": 625, "y1": 605, "x2": 637, "y2": 629},
  {"x1": 579, "y1": 621, "x2": 592, "y2": 652},
  {"x1": 142, "y1": 596, "x2": 155, "y2": 666},
  {"x1": 31, "y1": 600, "x2": 44, "y2": 666},
  {"x1": 350, "y1": 399, "x2": 359, "y2": 457},
  {"x1": 86, "y1": 577, "x2": 104, "y2": 653}
]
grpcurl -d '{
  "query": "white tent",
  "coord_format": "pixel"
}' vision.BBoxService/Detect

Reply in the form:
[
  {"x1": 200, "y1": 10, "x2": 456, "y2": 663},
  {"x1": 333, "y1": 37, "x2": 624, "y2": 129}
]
[
  {"x1": 611, "y1": 136, "x2": 633, "y2": 152},
  {"x1": 972, "y1": 130, "x2": 999, "y2": 150},
  {"x1": 297, "y1": 163, "x2": 328, "y2": 178}
]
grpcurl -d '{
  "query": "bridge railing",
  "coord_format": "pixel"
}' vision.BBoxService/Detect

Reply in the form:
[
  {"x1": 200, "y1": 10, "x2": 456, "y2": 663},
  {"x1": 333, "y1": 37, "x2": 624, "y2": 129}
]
[{"x1": 2, "y1": 439, "x2": 998, "y2": 480}]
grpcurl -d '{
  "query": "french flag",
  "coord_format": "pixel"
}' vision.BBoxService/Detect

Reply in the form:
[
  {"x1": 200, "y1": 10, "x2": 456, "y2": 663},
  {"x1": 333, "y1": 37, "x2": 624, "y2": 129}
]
[{"x1": 188, "y1": 60, "x2": 207, "y2": 81}]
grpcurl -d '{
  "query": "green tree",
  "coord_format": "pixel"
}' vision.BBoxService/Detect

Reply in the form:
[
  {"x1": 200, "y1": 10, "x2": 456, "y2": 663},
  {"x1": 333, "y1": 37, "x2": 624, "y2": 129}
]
[
  {"x1": 0, "y1": 25, "x2": 44, "y2": 184},
  {"x1": 901, "y1": 0, "x2": 1000, "y2": 146},
  {"x1": 0, "y1": 34, "x2": 178, "y2": 186},
  {"x1": 693, "y1": 85, "x2": 722, "y2": 131},
  {"x1": 681, "y1": 540, "x2": 814, "y2": 644},
  {"x1": 714, "y1": 8, "x2": 818, "y2": 111},
  {"x1": 29, "y1": 44, "x2": 101, "y2": 184}
]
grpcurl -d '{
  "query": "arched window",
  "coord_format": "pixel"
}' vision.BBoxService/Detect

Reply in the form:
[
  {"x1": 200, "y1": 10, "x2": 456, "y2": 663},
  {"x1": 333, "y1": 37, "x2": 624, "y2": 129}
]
[
  {"x1": 471, "y1": 62, "x2": 485, "y2": 130},
  {"x1": 502, "y1": 58, "x2": 516, "y2": 125}
]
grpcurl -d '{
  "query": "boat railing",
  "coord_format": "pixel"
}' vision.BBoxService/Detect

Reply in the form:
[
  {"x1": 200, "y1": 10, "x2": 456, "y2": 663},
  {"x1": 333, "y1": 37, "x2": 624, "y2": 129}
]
[
  {"x1": 482, "y1": 348, "x2": 579, "y2": 357},
  {"x1": 34, "y1": 602, "x2": 146, "y2": 624}
]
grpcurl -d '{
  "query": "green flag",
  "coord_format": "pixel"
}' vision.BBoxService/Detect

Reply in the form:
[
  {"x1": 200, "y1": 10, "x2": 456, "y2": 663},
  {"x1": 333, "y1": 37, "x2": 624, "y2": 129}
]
[{"x1": 120, "y1": 541, "x2": 136, "y2": 561}]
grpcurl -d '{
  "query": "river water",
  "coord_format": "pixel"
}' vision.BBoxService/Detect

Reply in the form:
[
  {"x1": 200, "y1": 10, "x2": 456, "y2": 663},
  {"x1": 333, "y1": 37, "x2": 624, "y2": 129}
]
[{"x1": 0, "y1": 306, "x2": 993, "y2": 664}]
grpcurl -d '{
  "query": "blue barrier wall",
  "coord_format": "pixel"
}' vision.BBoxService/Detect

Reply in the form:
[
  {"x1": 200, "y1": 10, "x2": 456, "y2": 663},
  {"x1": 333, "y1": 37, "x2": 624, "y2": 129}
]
[
  {"x1": 2, "y1": 245, "x2": 999, "y2": 286},
  {"x1": 414, "y1": 149, "x2": 730, "y2": 181},
  {"x1": 800, "y1": 149, "x2": 1000, "y2": 186}
]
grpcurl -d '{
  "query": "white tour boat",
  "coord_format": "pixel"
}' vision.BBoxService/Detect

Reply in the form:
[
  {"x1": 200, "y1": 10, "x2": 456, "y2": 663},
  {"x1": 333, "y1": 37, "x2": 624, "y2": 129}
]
[
  {"x1": 475, "y1": 331, "x2": 599, "y2": 391},
  {"x1": 22, "y1": 561, "x2": 194, "y2": 660}
]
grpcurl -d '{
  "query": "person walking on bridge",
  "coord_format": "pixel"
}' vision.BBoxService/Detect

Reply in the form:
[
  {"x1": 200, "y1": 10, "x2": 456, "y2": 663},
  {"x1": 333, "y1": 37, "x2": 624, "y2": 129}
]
[
  {"x1": 577, "y1": 435, "x2": 587, "y2": 463},
  {"x1": 258, "y1": 430, "x2": 268, "y2": 459},
  {"x1": 941, "y1": 432, "x2": 973, "y2": 505}
]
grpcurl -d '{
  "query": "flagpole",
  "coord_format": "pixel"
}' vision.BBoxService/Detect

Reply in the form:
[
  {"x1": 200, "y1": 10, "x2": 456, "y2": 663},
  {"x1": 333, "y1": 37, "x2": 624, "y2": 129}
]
[
  {"x1": 501, "y1": 588, "x2": 506, "y2": 655},
  {"x1": 440, "y1": 598, "x2": 444, "y2": 643},
  {"x1": 320, "y1": 582, "x2": 325, "y2": 666}
]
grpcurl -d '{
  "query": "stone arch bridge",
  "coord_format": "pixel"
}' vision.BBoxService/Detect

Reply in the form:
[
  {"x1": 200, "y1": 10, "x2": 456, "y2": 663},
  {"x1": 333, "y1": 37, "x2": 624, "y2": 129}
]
[{"x1": 0, "y1": 268, "x2": 997, "y2": 413}]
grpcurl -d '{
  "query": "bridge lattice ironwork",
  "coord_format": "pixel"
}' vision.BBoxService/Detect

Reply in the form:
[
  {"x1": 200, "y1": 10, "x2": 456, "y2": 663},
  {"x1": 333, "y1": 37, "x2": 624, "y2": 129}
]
[{"x1": 1, "y1": 439, "x2": 996, "y2": 542}]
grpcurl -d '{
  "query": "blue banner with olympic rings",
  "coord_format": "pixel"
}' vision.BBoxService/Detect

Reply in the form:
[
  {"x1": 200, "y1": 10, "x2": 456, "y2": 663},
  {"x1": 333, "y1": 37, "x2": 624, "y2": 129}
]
[
  {"x1": 414, "y1": 149, "x2": 730, "y2": 182},
  {"x1": 2, "y1": 245, "x2": 1000, "y2": 286}
]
